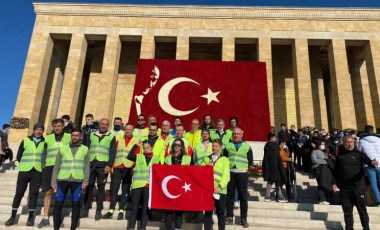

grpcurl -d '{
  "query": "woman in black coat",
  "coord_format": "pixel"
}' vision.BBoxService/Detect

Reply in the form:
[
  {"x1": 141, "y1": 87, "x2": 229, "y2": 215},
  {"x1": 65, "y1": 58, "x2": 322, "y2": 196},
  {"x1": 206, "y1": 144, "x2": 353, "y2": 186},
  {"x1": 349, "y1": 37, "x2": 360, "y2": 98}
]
[{"x1": 262, "y1": 133, "x2": 287, "y2": 202}]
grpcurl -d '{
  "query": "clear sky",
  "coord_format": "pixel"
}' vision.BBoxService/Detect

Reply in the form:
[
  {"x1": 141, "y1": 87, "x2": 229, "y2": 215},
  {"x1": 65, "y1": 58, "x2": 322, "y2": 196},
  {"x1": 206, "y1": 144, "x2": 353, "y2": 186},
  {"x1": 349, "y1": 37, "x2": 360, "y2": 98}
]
[{"x1": 1, "y1": 0, "x2": 379, "y2": 127}]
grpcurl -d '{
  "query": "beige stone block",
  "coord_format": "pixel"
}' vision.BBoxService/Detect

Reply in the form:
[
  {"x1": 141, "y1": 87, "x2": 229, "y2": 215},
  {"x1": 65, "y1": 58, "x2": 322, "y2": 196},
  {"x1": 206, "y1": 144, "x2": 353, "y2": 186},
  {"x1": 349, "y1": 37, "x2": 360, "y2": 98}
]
[
  {"x1": 176, "y1": 36, "x2": 189, "y2": 60},
  {"x1": 222, "y1": 37, "x2": 235, "y2": 61},
  {"x1": 44, "y1": 68, "x2": 64, "y2": 132},
  {"x1": 365, "y1": 40, "x2": 380, "y2": 128},
  {"x1": 140, "y1": 35, "x2": 155, "y2": 59},
  {"x1": 112, "y1": 74, "x2": 137, "y2": 122}
]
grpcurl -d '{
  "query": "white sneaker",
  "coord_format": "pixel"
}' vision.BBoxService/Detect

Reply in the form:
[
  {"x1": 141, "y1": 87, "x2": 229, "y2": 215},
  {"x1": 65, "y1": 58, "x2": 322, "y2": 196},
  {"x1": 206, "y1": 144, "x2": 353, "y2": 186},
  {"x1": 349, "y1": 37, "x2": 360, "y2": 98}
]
[
  {"x1": 278, "y1": 198, "x2": 288, "y2": 203},
  {"x1": 234, "y1": 201, "x2": 240, "y2": 209},
  {"x1": 264, "y1": 197, "x2": 271, "y2": 202},
  {"x1": 319, "y1": 201, "x2": 330, "y2": 205}
]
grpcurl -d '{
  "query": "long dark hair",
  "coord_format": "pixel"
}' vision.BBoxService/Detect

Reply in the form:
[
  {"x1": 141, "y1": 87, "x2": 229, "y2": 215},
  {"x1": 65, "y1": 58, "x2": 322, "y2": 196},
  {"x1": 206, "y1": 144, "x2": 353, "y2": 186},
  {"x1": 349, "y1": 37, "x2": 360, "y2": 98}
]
[{"x1": 170, "y1": 138, "x2": 186, "y2": 156}]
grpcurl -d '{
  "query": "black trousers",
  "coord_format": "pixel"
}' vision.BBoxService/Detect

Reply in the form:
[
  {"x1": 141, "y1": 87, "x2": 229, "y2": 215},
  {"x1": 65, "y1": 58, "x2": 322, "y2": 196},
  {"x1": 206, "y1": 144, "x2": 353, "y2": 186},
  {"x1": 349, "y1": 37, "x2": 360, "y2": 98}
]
[
  {"x1": 109, "y1": 167, "x2": 132, "y2": 211},
  {"x1": 226, "y1": 172, "x2": 248, "y2": 220},
  {"x1": 340, "y1": 183, "x2": 370, "y2": 230},
  {"x1": 84, "y1": 163, "x2": 108, "y2": 211},
  {"x1": 127, "y1": 187, "x2": 149, "y2": 229},
  {"x1": 165, "y1": 210, "x2": 183, "y2": 230},
  {"x1": 53, "y1": 181, "x2": 82, "y2": 230},
  {"x1": 204, "y1": 194, "x2": 227, "y2": 230},
  {"x1": 12, "y1": 169, "x2": 41, "y2": 211}
]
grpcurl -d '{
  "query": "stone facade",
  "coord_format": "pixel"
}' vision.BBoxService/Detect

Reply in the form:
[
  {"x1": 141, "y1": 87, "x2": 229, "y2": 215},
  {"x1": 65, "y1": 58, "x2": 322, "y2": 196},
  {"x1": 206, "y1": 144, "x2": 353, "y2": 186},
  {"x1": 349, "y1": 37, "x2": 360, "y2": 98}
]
[{"x1": 9, "y1": 3, "x2": 380, "y2": 143}]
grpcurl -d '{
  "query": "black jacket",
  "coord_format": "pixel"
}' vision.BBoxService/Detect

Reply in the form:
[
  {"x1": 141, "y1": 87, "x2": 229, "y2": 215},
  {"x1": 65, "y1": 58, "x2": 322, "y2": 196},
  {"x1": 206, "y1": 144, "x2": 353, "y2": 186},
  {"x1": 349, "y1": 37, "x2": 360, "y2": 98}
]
[
  {"x1": 262, "y1": 141, "x2": 285, "y2": 183},
  {"x1": 334, "y1": 148, "x2": 374, "y2": 187}
]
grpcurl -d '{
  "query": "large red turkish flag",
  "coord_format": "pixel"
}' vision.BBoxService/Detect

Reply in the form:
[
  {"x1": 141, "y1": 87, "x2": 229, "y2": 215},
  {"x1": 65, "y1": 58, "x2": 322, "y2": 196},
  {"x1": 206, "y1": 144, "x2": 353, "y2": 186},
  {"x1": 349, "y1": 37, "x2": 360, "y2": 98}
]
[
  {"x1": 149, "y1": 164, "x2": 214, "y2": 211},
  {"x1": 129, "y1": 59, "x2": 270, "y2": 141}
]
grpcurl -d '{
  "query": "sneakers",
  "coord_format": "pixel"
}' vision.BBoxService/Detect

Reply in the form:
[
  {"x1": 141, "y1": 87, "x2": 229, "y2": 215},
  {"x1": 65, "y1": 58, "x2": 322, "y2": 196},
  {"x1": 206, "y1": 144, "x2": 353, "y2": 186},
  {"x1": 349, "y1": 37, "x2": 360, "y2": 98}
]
[
  {"x1": 26, "y1": 216, "x2": 34, "y2": 226},
  {"x1": 37, "y1": 218, "x2": 50, "y2": 228},
  {"x1": 264, "y1": 197, "x2": 272, "y2": 202},
  {"x1": 233, "y1": 201, "x2": 240, "y2": 209},
  {"x1": 80, "y1": 209, "x2": 89, "y2": 218},
  {"x1": 277, "y1": 198, "x2": 288, "y2": 203},
  {"x1": 95, "y1": 211, "x2": 102, "y2": 221},
  {"x1": 117, "y1": 212, "x2": 124, "y2": 220},
  {"x1": 225, "y1": 217, "x2": 233, "y2": 225},
  {"x1": 319, "y1": 201, "x2": 330, "y2": 205},
  {"x1": 241, "y1": 218, "x2": 249, "y2": 228},
  {"x1": 5, "y1": 217, "x2": 15, "y2": 226},
  {"x1": 102, "y1": 212, "x2": 113, "y2": 219}
]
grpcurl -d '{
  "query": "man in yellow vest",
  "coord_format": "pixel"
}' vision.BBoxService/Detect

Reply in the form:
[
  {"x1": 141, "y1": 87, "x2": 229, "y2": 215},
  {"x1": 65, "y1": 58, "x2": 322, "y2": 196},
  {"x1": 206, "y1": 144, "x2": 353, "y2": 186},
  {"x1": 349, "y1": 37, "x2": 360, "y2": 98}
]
[
  {"x1": 102, "y1": 123, "x2": 139, "y2": 220},
  {"x1": 82, "y1": 118, "x2": 116, "y2": 220},
  {"x1": 51, "y1": 128, "x2": 90, "y2": 230},
  {"x1": 184, "y1": 119, "x2": 202, "y2": 149},
  {"x1": 193, "y1": 129, "x2": 213, "y2": 166},
  {"x1": 142, "y1": 122, "x2": 166, "y2": 164},
  {"x1": 224, "y1": 128, "x2": 253, "y2": 228},
  {"x1": 5, "y1": 123, "x2": 45, "y2": 227},
  {"x1": 111, "y1": 117, "x2": 124, "y2": 139},
  {"x1": 160, "y1": 120, "x2": 173, "y2": 149},
  {"x1": 210, "y1": 119, "x2": 232, "y2": 147},
  {"x1": 38, "y1": 118, "x2": 71, "y2": 228},
  {"x1": 133, "y1": 114, "x2": 148, "y2": 140}
]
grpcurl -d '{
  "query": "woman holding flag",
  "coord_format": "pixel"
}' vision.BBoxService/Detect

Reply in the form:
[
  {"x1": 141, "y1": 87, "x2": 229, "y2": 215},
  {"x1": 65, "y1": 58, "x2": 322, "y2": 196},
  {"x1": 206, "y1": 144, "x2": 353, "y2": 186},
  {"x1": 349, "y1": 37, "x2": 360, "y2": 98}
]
[
  {"x1": 204, "y1": 138, "x2": 230, "y2": 230},
  {"x1": 126, "y1": 140, "x2": 160, "y2": 230},
  {"x1": 164, "y1": 137, "x2": 192, "y2": 230}
]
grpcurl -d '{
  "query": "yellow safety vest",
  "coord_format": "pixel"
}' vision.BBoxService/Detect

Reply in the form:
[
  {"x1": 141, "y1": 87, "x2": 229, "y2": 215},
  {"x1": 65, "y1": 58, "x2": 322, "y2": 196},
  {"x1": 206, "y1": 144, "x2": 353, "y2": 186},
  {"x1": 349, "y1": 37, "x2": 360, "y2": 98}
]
[
  {"x1": 165, "y1": 154, "x2": 191, "y2": 165},
  {"x1": 194, "y1": 142, "x2": 212, "y2": 166},
  {"x1": 226, "y1": 142, "x2": 250, "y2": 170},
  {"x1": 44, "y1": 133, "x2": 71, "y2": 166},
  {"x1": 18, "y1": 138, "x2": 45, "y2": 172},
  {"x1": 89, "y1": 132, "x2": 114, "y2": 162},
  {"x1": 131, "y1": 153, "x2": 160, "y2": 189},
  {"x1": 213, "y1": 156, "x2": 230, "y2": 194},
  {"x1": 184, "y1": 130, "x2": 202, "y2": 149},
  {"x1": 114, "y1": 135, "x2": 139, "y2": 168},
  {"x1": 57, "y1": 144, "x2": 88, "y2": 180}
]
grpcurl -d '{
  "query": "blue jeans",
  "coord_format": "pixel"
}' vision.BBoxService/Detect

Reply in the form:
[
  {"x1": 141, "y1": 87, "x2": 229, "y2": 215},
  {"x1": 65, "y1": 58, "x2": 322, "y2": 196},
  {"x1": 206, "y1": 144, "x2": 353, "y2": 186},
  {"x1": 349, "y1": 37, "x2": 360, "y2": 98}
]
[{"x1": 366, "y1": 167, "x2": 380, "y2": 203}]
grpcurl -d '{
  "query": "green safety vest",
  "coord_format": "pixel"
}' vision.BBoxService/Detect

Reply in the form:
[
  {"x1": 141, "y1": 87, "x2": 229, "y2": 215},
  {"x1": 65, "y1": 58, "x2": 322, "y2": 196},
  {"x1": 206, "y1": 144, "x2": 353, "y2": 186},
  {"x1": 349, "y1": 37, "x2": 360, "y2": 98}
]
[
  {"x1": 141, "y1": 136, "x2": 166, "y2": 164},
  {"x1": 165, "y1": 154, "x2": 191, "y2": 165},
  {"x1": 18, "y1": 138, "x2": 45, "y2": 172},
  {"x1": 210, "y1": 130, "x2": 232, "y2": 147},
  {"x1": 89, "y1": 132, "x2": 114, "y2": 162},
  {"x1": 57, "y1": 144, "x2": 88, "y2": 180},
  {"x1": 131, "y1": 154, "x2": 160, "y2": 189},
  {"x1": 226, "y1": 142, "x2": 250, "y2": 170},
  {"x1": 194, "y1": 142, "x2": 212, "y2": 166},
  {"x1": 213, "y1": 156, "x2": 230, "y2": 195},
  {"x1": 184, "y1": 130, "x2": 202, "y2": 149},
  {"x1": 132, "y1": 128, "x2": 148, "y2": 140},
  {"x1": 114, "y1": 135, "x2": 139, "y2": 168},
  {"x1": 111, "y1": 130, "x2": 125, "y2": 139},
  {"x1": 44, "y1": 133, "x2": 71, "y2": 166}
]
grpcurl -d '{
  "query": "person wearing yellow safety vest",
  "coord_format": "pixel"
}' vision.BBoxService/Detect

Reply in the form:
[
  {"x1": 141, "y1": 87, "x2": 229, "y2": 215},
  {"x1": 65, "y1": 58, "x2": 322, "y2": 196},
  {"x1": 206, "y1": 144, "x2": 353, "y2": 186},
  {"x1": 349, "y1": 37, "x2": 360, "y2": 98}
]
[
  {"x1": 144, "y1": 115, "x2": 162, "y2": 136},
  {"x1": 126, "y1": 140, "x2": 160, "y2": 230},
  {"x1": 132, "y1": 114, "x2": 148, "y2": 140},
  {"x1": 210, "y1": 119, "x2": 232, "y2": 147},
  {"x1": 184, "y1": 119, "x2": 202, "y2": 149},
  {"x1": 5, "y1": 123, "x2": 45, "y2": 227},
  {"x1": 51, "y1": 128, "x2": 90, "y2": 230},
  {"x1": 165, "y1": 124, "x2": 192, "y2": 158},
  {"x1": 82, "y1": 118, "x2": 116, "y2": 220},
  {"x1": 164, "y1": 138, "x2": 193, "y2": 230},
  {"x1": 102, "y1": 123, "x2": 139, "y2": 220},
  {"x1": 204, "y1": 138, "x2": 230, "y2": 230},
  {"x1": 111, "y1": 117, "x2": 125, "y2": 139},
  {"x1": 38, "y1": 118, "x2": 71, "y2": 228},
  {"x1": 224, "y1": 128, "x2": 253, "y2": 228},
  {"x1": 193, "y1": 129, "x2": 213, "y2": 166},
  {"x1": 160, "y1": 120, "x2": 174, "y2": 149},
  {"x1": 140, "y1": 122, "x2": 166, "y2": 164},
  {"x1": 169, "y1": 116, "x2": 183, "y2": 137}
]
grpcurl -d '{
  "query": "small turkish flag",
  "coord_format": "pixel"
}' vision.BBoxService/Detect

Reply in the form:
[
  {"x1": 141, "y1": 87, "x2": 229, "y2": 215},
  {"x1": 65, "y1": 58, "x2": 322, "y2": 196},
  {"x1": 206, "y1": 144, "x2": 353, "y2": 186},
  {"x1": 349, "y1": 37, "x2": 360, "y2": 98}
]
[
  {"x1": 149, "y1": 164, "x2": 214, "y2": 211},
  {"x1": 129, "y1": 59, "x2": 270, "y2": 141}
]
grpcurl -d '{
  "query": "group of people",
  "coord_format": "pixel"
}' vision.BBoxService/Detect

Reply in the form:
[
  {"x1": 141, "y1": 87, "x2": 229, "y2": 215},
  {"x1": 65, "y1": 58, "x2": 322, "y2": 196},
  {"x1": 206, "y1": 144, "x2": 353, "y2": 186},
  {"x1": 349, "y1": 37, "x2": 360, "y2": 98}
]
[
  {"x1": 3, "y1": 113, "x2": 253, "y2": 230},
  {"x1": 263, "y1": 123, "x2": 380, "y2": 230}
]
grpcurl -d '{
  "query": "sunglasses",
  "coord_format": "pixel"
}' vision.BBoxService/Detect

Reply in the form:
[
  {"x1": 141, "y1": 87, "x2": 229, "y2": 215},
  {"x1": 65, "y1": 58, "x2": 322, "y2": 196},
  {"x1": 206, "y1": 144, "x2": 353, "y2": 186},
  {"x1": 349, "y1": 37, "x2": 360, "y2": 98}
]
[
  {"x1": 173, "y1": 144, "x2": 182, "y2": 147},
  {"x1": 137, "y1": 119, "x2": 145, "y2": 121}
]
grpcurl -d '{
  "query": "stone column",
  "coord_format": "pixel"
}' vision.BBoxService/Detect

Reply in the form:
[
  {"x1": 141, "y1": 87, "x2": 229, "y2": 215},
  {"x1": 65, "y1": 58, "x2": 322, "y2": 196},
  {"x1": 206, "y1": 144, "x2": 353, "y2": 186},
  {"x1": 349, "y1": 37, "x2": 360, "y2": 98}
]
[
  {"x1": 258, "y1": 37, "x2": 274, "y2": 126},
  {"x1": 140, "y1": 35, "x2": 155, "y2": 59},
  {"x1": 292, "y1": 39, "x2": 315, "y2": 128},
  {"x1": 365, "y1": 40, "x2": 380, "y2": 128},
  {"x1": 10, "y1": 33, "x2": 54, "y2": 143},
  {"x1": 328, "y1": 39, "x2": 357, "y2": 129},
  {"x1": 222, "y1": 37, "x2": 235, "y2": 61},
  {"x1": 176, "y1": 36, "x2": 189, "y2": 60},
  {"x1": 44, "y1": 68, "x2": 64, "y2": 132},
  {"x1": 97, "y1": 34, "x2": 121, "y2": 120},
  {"x1": 57, "y1": 34, "x2": 87, "y2": 122}
]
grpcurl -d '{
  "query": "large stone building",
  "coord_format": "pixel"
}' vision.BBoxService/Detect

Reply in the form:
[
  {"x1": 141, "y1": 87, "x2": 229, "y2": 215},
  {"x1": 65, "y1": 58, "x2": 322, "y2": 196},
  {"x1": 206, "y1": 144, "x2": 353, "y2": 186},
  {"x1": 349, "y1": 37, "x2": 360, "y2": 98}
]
[{"x1": 10, "y1": 2, "x2": 380, "y2": 142}]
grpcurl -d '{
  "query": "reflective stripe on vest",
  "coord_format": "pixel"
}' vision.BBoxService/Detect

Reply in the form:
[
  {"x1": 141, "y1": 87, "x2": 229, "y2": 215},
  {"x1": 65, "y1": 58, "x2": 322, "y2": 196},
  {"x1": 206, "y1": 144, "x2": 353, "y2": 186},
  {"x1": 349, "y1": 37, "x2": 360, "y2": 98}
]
[
  {"x1": 89, "y1": 133, "x2": 114, "y2": 162},
  {"x1": 213, "y1": 156, "x2": 229, "y2": 194},
  {"x1": 131, "y1": 154, "x2": 160, "y2": 189},
  {"x1": 226, "y1": 142, "x2": 250, "y2": 170},
  {"x1": 114, "y1": 136, "x2": 139, "y2": 168},
  {"x1": 45, "y1": 133, "x2": 71, "y2": 166},
  {"x1": 164, "y1": 155, "x2": 191, "y2": 165},
  {"x1": 18, "y1": 138, "x2": 44, "y2": 172},
  {"x1": 57, "y1": 144, "x2": 88, "y2": 180},
  {"x1": 194, "y1": 142, "x2": 212, "y2": 166}
]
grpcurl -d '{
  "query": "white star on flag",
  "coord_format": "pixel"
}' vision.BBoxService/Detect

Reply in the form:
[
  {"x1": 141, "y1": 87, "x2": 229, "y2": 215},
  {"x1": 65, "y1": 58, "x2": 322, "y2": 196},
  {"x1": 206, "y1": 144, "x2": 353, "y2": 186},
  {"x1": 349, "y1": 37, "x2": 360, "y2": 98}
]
[
  {"x1": 201, "y1": 88, "x2": 220, "y2": 105},
  {"x1": 182, "y1": 182, "x2": 191, "y2": 192}
]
